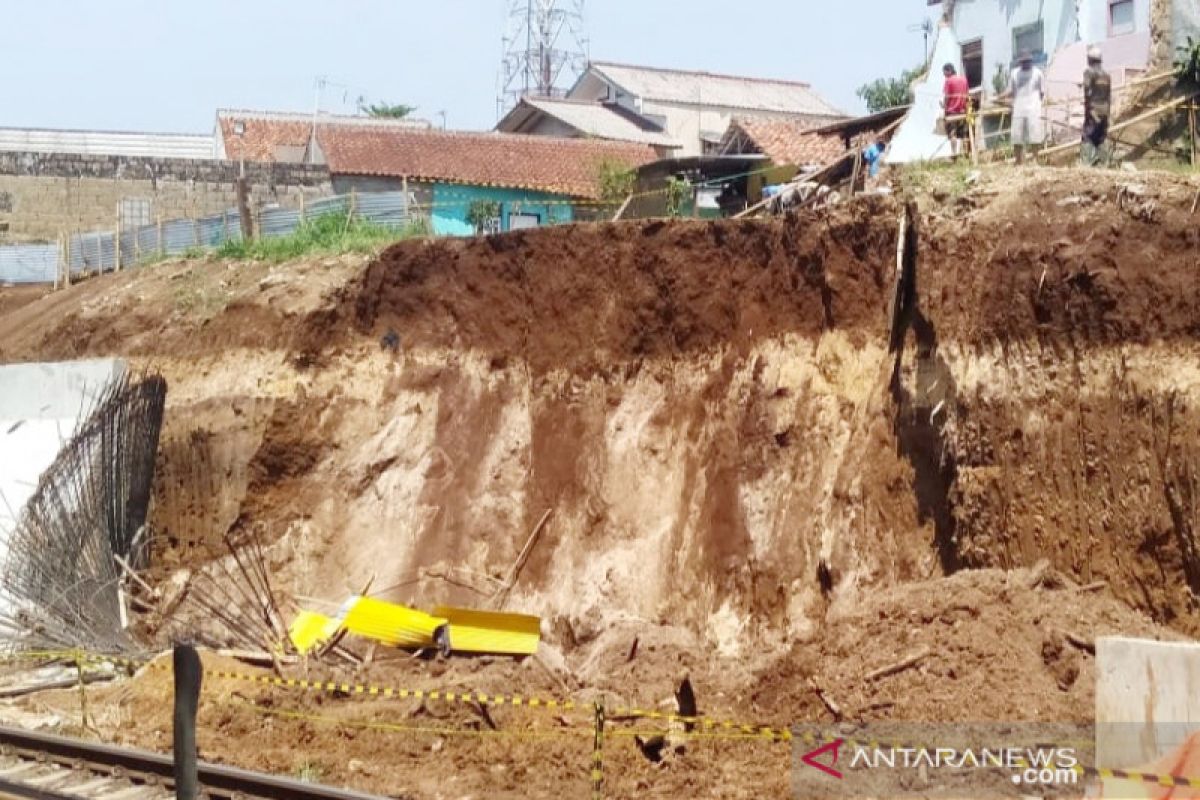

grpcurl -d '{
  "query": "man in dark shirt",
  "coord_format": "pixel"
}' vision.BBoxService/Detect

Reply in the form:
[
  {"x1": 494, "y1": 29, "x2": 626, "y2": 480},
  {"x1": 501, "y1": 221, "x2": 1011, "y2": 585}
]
[{"x1": 1081, "y1": 46, "x2": 1112, "y2": 166}]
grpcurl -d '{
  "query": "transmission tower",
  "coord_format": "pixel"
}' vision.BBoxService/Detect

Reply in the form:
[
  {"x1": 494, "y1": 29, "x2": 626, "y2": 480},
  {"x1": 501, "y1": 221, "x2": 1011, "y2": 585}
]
[{"x1": 496, "y1": 0, "x2": 589, "y2": 119}]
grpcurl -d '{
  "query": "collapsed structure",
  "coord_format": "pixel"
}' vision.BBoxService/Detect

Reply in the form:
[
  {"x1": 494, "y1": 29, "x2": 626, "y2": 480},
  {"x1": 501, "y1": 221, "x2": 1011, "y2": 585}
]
[{"x1": 0, "y1": 361, "x2": 166, "y2": 654}]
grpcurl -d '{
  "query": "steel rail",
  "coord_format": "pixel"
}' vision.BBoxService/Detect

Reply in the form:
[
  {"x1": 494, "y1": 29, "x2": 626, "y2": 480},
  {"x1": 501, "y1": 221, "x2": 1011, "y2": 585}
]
[{"x1": 0, "y1": 724, "x2": 390, "y2": 800}]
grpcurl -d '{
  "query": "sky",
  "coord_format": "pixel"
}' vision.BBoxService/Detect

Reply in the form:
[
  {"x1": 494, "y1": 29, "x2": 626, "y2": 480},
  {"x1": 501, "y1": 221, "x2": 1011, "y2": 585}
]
[{"x1": 0, "y1": 1, "x2": 929, "y2": 134}]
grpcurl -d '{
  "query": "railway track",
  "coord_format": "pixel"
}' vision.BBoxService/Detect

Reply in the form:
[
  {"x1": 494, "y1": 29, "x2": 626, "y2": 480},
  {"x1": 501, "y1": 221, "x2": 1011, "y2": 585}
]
[{"x1": 0, "y1": 725, "x2": 387, "y2": 800}]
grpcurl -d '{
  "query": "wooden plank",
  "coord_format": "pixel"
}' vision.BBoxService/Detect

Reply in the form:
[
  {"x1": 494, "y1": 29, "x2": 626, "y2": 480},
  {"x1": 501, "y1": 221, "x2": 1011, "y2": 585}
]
[{"x1": 1039, "y1": 93, "x2": 1197, "y2": 160}]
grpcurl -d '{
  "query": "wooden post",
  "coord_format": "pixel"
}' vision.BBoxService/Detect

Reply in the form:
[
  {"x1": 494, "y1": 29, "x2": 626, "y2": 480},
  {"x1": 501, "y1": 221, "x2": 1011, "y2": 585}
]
[
  {"x1": 115, "y1": 202, "x2": 122, "y2": 271},
  {"x1": 236, "y1": 176, "x2": 254, "y2": 241},
  {"x1": 157, "y1": 215, "x2": 164, "y2": 258},
  {"x1": 192, "y1": 215, "x2": 200, "y2": 249},
  {"x1": 591, "y1": 698, "x2": 605, "y2": 800},
  {"x1": 173, "y1": 644, "x2": 201, "y2": 800},
  {"x1": 299, "y1": 192, "x2": 306, "y2": 224},
  {"x1": 1190, "y1": 104, "x2": 1197, "y2": 168},
  {"x1": 401, "y1": 176, "x2": 409, "y2": 221},
  {"x1": 74, "y1": 652, "x2": 90, "y2": 731},
  {"x1": 64, "y1": 233, "x2": 72, "y2": 288}
]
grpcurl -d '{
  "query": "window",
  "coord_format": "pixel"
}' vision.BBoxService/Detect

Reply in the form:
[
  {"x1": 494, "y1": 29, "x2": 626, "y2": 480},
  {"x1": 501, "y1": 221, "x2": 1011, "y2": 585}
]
[
  {"x1": 1110, "y1": 0, "x2": 1135, "y2": 35},
  {"x1": 1012, "y1": 21, "x2": 1046, "y2": 65},
  {"x1": 508, "y1": 212, "x2": 540, "y2": 231},
  {"x1": 961, "y1": 39, "x2": 984, "y2": 89},
  {"x1": 119, "y1": 198, "x2": 151, "y2": 230}
]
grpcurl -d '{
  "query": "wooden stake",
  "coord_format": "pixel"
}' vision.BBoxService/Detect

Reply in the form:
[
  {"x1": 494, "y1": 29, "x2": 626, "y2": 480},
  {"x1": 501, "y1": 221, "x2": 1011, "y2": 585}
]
[
  {"x1": 611, "y1": 193, "x2": 634, "y2": 222},
  {"x1": 492, "y1": 508, "x2": 554, "y2": 609},
  {"x1": 236, "y1": 177, "x2": 254, "y2": 242},
  {"x1": 1189, "y1": 103, "x2": 1196, "y2": 168},
  {"x1": 114, "y1": 201, "x2": 122, "y2": 271},
  {"x1": 866, "y1": 647, "x2": 930, "y2": 682},
  {"x1": 157, "y1": 214, "x2": 164, "y2": 257}
]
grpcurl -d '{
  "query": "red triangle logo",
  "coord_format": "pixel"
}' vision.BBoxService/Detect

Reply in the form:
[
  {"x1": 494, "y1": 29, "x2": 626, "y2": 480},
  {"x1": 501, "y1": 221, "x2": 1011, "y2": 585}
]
[{"x1": 801, "y1": 738, "x2": 844, "y2": 780}]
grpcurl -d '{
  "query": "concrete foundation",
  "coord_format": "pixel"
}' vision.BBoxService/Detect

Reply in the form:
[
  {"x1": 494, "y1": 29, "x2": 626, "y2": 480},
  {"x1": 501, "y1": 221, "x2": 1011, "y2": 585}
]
[{"x1": 1096, "y1": 635, "x2": 1200, "y2": 769}]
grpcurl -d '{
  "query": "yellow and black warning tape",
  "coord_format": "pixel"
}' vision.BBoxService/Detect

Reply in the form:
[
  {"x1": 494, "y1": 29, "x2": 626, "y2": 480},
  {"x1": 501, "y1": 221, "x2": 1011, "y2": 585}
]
[{"x1": 9, "y1": 648, "x2": 1200, "y2": 789}]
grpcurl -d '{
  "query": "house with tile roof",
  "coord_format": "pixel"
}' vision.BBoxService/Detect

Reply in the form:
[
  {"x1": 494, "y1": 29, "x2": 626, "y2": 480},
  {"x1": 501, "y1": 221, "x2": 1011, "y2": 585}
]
[
  {"x1": 217, "y1": 110, "x2": 656, "y2": 235},
  {"x1": 500, "y1": 61, "x2": 845, "y2": 158}
]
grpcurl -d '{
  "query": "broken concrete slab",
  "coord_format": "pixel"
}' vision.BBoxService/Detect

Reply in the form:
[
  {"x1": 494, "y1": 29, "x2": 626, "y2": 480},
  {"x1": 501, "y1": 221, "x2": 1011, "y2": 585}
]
[{"x1": 1096, "y1": 636, "x2": 1200, "y2": 769}]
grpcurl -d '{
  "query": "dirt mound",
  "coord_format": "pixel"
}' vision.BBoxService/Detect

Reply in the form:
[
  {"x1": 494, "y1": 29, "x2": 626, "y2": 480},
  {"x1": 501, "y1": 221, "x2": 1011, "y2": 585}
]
[
  {"x1": 2, "y1": 167, "x2": 1199, "y2": 797},
  {"x1": 340, "y1": 204, "x2": 895, "y2": 376}
]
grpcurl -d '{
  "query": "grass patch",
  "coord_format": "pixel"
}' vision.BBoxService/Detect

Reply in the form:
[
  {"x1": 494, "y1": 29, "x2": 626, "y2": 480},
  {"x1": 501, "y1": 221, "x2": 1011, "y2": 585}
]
[
  {"x1": 171, "y1": 267, "x2": 230, "y2": 320},
  {"x1": 215, "y1": 212, "x2": 429, "y2": 262},
  {"x1": 897, "y1": 160, "x2": 975, "y2": 199},
  {"x1": 293, "y1": 759, "x2": 324, "y2": 783}
]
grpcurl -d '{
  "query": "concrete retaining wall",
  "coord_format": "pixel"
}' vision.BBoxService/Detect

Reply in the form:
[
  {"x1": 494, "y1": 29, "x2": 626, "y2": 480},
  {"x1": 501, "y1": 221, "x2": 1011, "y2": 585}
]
[{"x1": 0, "y1": 151, "x2": 332, "y2": 242}]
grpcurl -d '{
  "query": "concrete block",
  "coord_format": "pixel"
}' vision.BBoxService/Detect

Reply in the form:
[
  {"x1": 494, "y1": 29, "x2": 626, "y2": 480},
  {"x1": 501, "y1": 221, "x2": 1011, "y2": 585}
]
[{"x1": 1096, "y1": 636, "x2": 1200, "y2": 769}]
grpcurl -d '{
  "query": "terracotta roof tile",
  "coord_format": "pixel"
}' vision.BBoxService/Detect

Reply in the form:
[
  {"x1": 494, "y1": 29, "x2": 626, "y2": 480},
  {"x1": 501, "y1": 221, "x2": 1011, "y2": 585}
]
[
  {"x1": 318, "y1": 128, "x2": 658, "y2": 199},
  {"x1": 219, "y1": 117, "x2": 313, "y2": 162},
  {"x1": 727, "y1": 117, "x2": 846, "y2": 168}
]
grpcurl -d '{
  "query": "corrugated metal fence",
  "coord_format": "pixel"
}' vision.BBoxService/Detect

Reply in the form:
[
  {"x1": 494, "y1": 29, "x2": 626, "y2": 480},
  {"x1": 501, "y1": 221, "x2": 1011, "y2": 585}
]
[{"x1": 0, "y1": 191, "x2": 416, "y2": 285}]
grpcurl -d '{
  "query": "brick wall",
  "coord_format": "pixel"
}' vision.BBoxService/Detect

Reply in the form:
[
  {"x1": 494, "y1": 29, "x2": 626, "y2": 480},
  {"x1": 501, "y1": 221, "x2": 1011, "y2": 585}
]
[{"x1": 0, "y1": 151, "x2": 333, "y2": 242}]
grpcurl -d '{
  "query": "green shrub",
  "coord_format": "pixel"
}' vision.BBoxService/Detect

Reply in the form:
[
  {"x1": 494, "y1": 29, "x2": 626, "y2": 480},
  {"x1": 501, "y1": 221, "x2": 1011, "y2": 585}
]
[{"x1": 213, "y1": 212, "x2": 426, "y2": 262}]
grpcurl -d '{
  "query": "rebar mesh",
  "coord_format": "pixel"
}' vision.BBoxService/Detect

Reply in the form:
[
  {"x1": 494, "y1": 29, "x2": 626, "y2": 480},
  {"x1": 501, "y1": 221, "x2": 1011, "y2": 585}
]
[{"x1": 0, "y1": 371, "x2": 167, "y2": 654}]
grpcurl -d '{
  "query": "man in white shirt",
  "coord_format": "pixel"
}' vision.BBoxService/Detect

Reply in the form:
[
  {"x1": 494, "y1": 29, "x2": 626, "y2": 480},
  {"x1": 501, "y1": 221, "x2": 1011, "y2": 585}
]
[{"x1": 1007, "y1": 50, "x2": 1046, "y2": 164}]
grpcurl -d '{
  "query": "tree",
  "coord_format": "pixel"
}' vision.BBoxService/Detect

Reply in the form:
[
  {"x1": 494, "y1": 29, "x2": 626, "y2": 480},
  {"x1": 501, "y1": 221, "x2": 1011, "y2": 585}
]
[
  {"x1": 357, "y1": 99, "x2": 417, "y2": 119},
  {"x1": 595, "y1": 159, "x2": 637, "y2": 203},
  {"x1": 856, "y1": 66, "x2": 925, "y2": 114}
]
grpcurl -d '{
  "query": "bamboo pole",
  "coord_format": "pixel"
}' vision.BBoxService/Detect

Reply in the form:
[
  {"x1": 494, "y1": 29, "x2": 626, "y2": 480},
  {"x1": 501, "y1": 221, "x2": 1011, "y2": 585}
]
[
  {"x1": 1190, "y1": 103, "x2": 1197, "y2": 168},
  {"x1": 1039, "y1": 93, "x2": 1197, "y2": 160}
]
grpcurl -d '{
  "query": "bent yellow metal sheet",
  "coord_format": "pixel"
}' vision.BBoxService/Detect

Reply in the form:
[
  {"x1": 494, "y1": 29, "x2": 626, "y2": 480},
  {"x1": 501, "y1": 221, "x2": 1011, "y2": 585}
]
[
  {"x1": 341, "y1": 597, "x2": 448, "y2": 648},
  {"x1": 288, "y1": 611, "x2": 340, "y2": 655},
  {"x1": 435, "y1": 606, "x2": 540, "y2": 655}
]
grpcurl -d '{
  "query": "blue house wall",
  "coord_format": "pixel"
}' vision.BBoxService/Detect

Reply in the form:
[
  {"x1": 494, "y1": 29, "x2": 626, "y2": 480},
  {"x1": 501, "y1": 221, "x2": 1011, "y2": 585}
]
[{"x1": 430, "y1": 184, "x2": 576, "y2": 236}]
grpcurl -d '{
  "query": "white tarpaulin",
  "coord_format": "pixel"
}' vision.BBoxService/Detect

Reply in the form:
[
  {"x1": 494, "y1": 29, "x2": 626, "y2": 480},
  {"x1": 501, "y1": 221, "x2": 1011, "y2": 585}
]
[{"x1": 885, "y1": 24, "x2": 961, "y2": 164}]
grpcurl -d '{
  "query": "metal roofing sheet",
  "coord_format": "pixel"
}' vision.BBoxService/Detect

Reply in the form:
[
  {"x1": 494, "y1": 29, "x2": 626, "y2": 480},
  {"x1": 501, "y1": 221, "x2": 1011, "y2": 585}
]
[
  {"x1": 518, "y1": 98, "x2": 680, "y2": 147},
  {"x1": 589, "y1": 62, "x2": 845, "y2": 117},
  {"x1": 0, "y1": 244, "x2": 58, "y2": 284},
  {"x1": 0, "y1": 127, "x2": 214, "y2": 159}
]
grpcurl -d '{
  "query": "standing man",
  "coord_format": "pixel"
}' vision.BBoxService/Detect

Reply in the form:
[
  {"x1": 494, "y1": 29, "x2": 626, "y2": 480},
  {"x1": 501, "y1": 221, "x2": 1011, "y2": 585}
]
[
  {"x1": 1081, "y1": 46, "x2": 1112, "y2": 166},
  {"x1": 1008, "y1": 50, "x2": 1046, "y2": 164},
  {"x1": 942, "y1": 63, "x2": 971, "y2": 159}
]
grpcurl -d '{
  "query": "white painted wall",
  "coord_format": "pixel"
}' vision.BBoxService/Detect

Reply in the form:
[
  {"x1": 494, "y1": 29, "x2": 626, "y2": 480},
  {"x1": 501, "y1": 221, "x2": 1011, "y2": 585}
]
[
  {"x1": 951, "y1": 0, "x2": 1079, "y2": 88},
  {"x1": 0, "y1": 360, "x2": 126, "y2": 542},
  {"x1": 1078, "y1": 0, "x2": 1153, "y2": 45}
]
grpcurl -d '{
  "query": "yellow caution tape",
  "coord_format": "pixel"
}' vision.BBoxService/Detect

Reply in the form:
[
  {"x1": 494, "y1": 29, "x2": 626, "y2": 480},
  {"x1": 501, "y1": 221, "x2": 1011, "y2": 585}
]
[
  {"x1": 12, "y1": 647, "x2": 1200, "y2": 788},
  {"x1": 224, "y1": 697, "x2": 587, "y2": 740},
  {"x1": 202, "y1": 667, "x2": 581, "y2": 713}
]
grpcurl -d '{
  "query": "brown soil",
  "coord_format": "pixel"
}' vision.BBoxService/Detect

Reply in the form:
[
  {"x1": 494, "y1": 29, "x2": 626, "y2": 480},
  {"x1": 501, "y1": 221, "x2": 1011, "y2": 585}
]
[{"x1": 1, "y1": 166, "x2": 1198, "y2": 798}]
